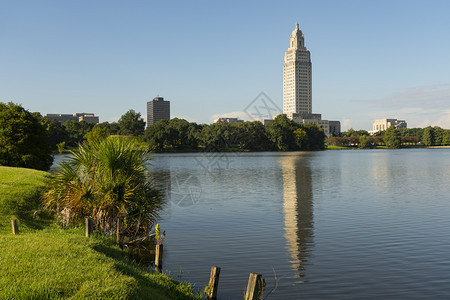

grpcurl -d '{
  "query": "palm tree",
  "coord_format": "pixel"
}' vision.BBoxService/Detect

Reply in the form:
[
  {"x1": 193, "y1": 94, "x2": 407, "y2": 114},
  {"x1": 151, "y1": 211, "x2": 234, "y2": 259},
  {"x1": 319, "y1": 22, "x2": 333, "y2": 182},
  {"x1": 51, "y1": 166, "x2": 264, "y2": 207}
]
[{"x1": 42, "y1": 137, "x2": 162, "y2": 238}]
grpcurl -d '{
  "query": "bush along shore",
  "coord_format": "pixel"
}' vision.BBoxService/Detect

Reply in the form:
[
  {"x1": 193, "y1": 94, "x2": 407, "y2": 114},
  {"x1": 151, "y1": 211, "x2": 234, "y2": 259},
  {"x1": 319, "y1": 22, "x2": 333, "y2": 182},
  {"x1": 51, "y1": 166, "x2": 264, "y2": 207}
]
[{"x1": 0, "y1": 166, "x2": 200, "y2": 299}]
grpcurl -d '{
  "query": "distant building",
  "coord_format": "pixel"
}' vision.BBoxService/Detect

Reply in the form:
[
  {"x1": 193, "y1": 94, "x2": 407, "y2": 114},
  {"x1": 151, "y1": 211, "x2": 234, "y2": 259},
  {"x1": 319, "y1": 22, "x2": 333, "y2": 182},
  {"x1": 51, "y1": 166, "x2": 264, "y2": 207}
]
[
  {"x1": 215, "y1": 117, "x2": 244, "y2": 124},
  {"x1": 75, "y1": 113, "x2": 99, "y2": 123},
  {"x1": 283, "y1": 23, "x2": 312, "y2": 115},
  {"x1": 370, "y1": 119, "x2": 407, "y2": 134},
  {"x1": 329, "y1": 121, "x2": 341, "y2": 136},
  {"x1": 147, "y1": 97, "x2": 170, "y2": 126},
  {"x1": 282, "y1": 23, "x2": 340, "y2": 137},
  {"x1": 45, "y1": 113, "x2": 99, "y2": 124},
  {"x1": 258, "y1": 119, "x2": 273, "y2": 126}
]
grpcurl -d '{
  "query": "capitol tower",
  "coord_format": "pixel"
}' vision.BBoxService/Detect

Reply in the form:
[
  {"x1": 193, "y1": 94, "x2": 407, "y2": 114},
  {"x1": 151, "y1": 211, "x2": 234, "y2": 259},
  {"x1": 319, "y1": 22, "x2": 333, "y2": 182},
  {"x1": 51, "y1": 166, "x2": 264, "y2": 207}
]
[
  {"x1": 283, "y1": 23, "x2": 312, "y2": 115},
  {"x1": 282, "y1": 23, "x2": 340, "y2": 137}
]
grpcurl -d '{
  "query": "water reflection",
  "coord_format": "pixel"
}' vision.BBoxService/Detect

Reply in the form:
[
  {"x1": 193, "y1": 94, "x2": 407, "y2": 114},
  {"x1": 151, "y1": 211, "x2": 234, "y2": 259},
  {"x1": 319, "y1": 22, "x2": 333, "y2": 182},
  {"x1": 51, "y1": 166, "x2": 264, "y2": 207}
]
[
  {"x1": 149, "y1": 164, "x2": 202, "y2": 209},
  {"x1": 280, "y1": 153, "x2": 314, "y2": 281}
]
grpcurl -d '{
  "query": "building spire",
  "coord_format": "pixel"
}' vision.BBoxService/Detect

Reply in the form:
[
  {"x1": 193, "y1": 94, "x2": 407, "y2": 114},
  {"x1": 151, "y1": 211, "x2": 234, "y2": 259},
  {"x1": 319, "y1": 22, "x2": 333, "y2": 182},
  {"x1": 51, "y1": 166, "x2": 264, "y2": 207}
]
[{"x1": 289, "y1": 22, "x2": 305, "y2": 50}]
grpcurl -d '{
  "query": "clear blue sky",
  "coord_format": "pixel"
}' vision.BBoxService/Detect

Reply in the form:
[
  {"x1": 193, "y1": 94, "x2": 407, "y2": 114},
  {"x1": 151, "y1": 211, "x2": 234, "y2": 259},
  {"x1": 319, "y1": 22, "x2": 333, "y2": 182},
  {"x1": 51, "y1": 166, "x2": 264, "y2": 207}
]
[{"x1": 2, "y1": 0, "x2": 450, "y2": 130}]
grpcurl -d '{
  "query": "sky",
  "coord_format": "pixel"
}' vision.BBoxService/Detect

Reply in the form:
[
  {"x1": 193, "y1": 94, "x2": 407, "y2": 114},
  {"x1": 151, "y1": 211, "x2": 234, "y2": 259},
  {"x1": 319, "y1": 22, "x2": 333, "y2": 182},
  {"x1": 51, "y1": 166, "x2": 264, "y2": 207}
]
[{"x1": 2, "y1": 0, "x2": 450, "y2": 131}]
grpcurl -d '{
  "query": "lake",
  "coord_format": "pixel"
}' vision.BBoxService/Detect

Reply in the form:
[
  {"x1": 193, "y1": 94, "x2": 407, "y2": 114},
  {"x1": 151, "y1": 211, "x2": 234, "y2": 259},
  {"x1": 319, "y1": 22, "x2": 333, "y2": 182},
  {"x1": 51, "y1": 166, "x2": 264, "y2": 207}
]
[{"x1": 146, "y1": 149, "x2": 450, "y2": 299}]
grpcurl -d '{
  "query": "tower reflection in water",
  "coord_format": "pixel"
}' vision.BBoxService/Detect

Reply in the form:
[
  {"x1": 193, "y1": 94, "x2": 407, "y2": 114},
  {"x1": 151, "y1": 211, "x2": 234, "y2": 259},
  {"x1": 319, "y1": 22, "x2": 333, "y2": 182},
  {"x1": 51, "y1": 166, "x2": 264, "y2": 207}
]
[{"x1": 280, "y1": 153, "x2": 314, "y2": 282}]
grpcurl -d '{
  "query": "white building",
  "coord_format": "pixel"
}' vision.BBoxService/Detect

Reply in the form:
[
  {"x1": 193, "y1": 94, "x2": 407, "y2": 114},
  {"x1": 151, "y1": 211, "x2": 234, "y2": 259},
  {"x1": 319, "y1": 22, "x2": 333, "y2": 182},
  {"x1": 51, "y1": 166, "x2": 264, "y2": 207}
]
[
  {"x1": 281, "y1": 23, "x2": 340, "y2": 137},
  {"x1": 370, "y1": 119, "x2": 407, "y2": 134},
  {"x1": 283, "y1": 23, "x2": 312, "y2": 115},
  {"x1": 215, "y1": 117, "x2": 244, "y2": 124}
]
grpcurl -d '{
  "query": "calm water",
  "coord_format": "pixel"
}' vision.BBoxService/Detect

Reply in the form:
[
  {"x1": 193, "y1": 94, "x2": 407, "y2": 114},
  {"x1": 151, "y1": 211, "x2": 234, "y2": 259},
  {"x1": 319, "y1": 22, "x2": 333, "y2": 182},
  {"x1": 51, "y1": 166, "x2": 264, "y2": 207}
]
[{"x1": 146, "y1": 149, "x2": 450, "y2": 299}]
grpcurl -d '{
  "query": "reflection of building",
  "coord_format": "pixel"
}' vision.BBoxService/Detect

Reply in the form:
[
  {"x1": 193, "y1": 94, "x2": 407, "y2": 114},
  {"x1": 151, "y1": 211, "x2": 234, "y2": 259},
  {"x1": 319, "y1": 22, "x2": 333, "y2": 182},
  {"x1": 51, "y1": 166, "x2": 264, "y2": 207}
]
[
  {"x1": 280, "y1": 153, "x2": 314, "y2": 279},
  {"x1": 370, "y1": 119, "x2": 407, "y2": 134},
  {"x1": 282, "y1": 23, "x2": 340, "y2": 137},
  {"x1": 45, "y1": 113, "x2": 99, "y2": 124},
  {"x1": 147, "y1": 97, "x2": 170, "y2": 126}
]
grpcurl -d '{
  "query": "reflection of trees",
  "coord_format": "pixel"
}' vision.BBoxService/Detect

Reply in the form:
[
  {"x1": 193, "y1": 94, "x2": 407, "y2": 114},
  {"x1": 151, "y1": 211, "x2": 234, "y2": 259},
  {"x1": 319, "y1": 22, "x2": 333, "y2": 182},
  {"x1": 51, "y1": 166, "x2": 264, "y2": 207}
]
[
  {"x1": 280, "y1": 153, "x2": 314, "y2": 279},
  {"x1": 147, "y1": 163, "x2": 202, "y2": 208}
]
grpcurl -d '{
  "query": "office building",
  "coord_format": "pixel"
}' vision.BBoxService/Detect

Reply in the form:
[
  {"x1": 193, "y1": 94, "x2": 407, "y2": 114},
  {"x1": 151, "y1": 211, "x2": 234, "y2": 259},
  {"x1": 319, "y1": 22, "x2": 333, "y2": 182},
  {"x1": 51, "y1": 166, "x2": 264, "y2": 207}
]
[
  {"x1": 370, "y1": 119, "x2": 407, "y2": 134},
  {"x1": 147, "y1": 97, "x2": 170, "y2": 126},
  {"x1": 283, "y1": 23, "x2": 312, "y2": 115},
  {"x1": 45, "y1": 113, "x2": 99, "y2": 124},
  {"x1": 282, "y1": 23, "x2": 340, "y2": 137}
]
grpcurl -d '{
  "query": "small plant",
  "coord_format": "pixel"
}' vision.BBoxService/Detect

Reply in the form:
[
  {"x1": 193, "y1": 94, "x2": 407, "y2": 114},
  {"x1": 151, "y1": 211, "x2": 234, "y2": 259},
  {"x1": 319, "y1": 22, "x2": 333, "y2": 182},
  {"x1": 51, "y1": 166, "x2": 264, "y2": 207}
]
[
  {"x1": 56, "y1": 141, "x2": 65, "y2": 154},
  {"x1": 155, "y1": 223, "x2": 165, "y2": 245},
  {"x1": 204, "y1": 283, "x2": 211, "y2": 297}
]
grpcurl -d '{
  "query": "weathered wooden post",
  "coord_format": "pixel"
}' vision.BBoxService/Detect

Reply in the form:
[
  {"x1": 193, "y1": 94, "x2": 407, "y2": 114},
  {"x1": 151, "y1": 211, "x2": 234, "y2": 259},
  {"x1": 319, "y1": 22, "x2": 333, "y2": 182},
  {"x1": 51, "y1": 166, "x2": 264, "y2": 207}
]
[
  {"x1": 206, "y1": 266, "x2": 221, "y2": 300},
  {"x1": 155, "y1": 244, "x2": 163, "y2": 272},
  {"x1": 11, "y1": 219, "x2": 18, "y2": 235},
  {"x1": 116, "y1": 218, "x2": 120, "y2": 245},
  {"x1": 85, "y1": 218, "x2": 93, "y2": 237},
  {"x1": 245, "y1": 273, "x2": 263, "y2": 300}
]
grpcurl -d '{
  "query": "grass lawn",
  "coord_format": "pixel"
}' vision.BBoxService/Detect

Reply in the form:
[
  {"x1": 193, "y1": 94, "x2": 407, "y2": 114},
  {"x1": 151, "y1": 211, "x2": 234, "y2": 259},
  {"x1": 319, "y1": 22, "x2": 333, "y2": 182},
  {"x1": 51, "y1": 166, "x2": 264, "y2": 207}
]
[
  {"x1": 325, "y1": 145, "x2": 353, "y2": 150},
  {"x1": 0, "y1": 166, "x2": 200, "y2": 299}
]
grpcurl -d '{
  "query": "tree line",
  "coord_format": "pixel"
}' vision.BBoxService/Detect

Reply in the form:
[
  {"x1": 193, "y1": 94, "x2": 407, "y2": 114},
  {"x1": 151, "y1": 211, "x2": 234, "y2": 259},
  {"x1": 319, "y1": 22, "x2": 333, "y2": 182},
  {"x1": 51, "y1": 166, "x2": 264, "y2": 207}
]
[
  {"x1": 0, "y1": 102, "x2": 326, "y2": 171},
  {"x1": 328, "y1": 126, "x2": 450, "y2": 148},
  {"x1": 144, "y1": 115, "x2": 326, "y2": 152},
  {"x1": 44, "y1": 110, "x2": 326, "y2": 152}
]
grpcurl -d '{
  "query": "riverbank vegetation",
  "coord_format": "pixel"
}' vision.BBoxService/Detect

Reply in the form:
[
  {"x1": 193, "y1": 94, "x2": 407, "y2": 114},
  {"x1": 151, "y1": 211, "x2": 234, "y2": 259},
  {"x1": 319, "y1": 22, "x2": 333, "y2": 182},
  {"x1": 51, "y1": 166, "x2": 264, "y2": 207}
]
[
  {"x1": 327, "y1": 126, "x2": 450, "y2": 149},
  {"x1": 144, "y1": 115, "x2": 325, "y2": 152},
  {"x1": 3, "y1": 102, "x2": 450, "y2": 169},
  {"x1": 0, "y1": 166, "x2": 199, "y2": 299},
  {"x1": 0, "y1": 102, "x2": 53, "y2": 170},
  {"x1": 43, "y1": 137, "x2": 162, "y2": 238}
]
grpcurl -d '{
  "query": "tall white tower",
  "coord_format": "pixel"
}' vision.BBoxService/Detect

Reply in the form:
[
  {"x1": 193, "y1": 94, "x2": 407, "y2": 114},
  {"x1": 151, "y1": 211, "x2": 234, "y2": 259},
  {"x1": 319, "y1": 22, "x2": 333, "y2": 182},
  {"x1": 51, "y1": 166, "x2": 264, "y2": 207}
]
[{"x1": 283, "y1": 23, "x2": 312, "y2": 116}]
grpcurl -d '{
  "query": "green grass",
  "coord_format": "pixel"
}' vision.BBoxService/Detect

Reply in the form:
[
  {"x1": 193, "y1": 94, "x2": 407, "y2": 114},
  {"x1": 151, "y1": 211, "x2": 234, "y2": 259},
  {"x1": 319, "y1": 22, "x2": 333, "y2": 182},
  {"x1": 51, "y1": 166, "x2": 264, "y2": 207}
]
[
  {"x1": 0, "y1": 166, "x2": 49, "y2": 214},
  {"x1": 0, "y1": 166, "x2": 200, "y2": 299},
  {"x1": 325, "y1": 145, "x2": 353, "y2": 150}
]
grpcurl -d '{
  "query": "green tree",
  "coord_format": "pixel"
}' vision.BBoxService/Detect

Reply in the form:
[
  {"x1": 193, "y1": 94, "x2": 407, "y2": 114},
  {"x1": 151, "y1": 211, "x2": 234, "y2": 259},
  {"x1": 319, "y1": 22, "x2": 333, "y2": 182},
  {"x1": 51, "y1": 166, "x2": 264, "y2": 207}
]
[
  {"x1": 359, "y1": 135, "x2": 373, "y2": 149},
  {"x1": 118, "y1": 109, "x2": 146, "y2": 136},
  {"x1": 294, "y1": 128, "x2": 308, "y2": 149},
  {"x1": 398, "y1": 127, "x2": 424, "y2": 139},
  {"x1": 63, "y1": 120, "x2": 95, "y2": 147},
  {"x1": 85, "y1": 126, "x2": 108, "y2": 145},
  {"x1": 144, "y1": 118, "x2": 202, "y2": 151},
  {"x1": 0, "y1": 102, "x2": 53, "y2": 170},
  {"x1": 43, "y1": 118, "x2": 69, "y2": 150},
  {"x1": 443, "y1": 130, "x2": 450, "y2": 146},
  {"x1": 341, "y1": 128, "x2": 369, "y2": 137},
  {"x1": 42, "y1": 137, "x2": 162, "y2": 237},
  {"x1": 235, "y1": 121, "x2": 270, "y2": 151},
  {"x1": 265, "y1": 115, "x2": 299, "y2": 151},
  {"x1": 96, "y1": 122, "x2": 120, "y2": 135},
  {"x1": 384, "y1": 126, "x2": 401, "y2": 149},
  {"x1": 302, "y1": 123, "x2": 326, "y2": 150},
  {"x1": 433, "y1": 126, "x2": 444, "y2": 146},
  {"x1": 422, "y1": 126, "x2": 435, "y2": 146},
  {"x1": 327, "y1": 136, "x2": 350, "y2": 147},
  {"x1": 201, "y1": 121, "x2": 238, "y2": 150}
]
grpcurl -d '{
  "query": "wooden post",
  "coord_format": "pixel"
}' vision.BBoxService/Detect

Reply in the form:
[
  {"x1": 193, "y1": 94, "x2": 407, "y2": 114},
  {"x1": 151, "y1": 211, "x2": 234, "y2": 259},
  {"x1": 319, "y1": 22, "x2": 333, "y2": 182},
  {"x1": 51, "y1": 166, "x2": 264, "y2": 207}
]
[
  {"x1": 85, "y1": 218, "x2": 93, "y2": 237},
  {"x1": 11, "y1": 219, "x2": 18, "y2": 235},
  {"x1": 245, "y1": 273, "x2": 263, "y2": 300},
  {"x1": 206, "y1": 266, "x2": 221, "y2": 300},
  {"x1": 155, "y1": 244, "x2": 163, "y2": 272},
  {"x1": 116, "y1": 218, "x2": 120, "y2": 245}
]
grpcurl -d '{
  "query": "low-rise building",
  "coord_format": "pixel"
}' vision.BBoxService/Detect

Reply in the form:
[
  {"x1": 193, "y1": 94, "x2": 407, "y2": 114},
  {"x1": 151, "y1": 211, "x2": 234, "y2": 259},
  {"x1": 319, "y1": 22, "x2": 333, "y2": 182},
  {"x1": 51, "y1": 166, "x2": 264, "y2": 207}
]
[
  {"x1": 45, "y1": 113, "x2": 99, "y2": 124},
  {"x1": 278, "y1": 113, "x2": 340, "y2": 137},
  {"x1": 215, "y1": 117, "x2": 244, "y2": 123},
  {"x1": 370, "y1": 118, "x2": 407, "y2": 134}
]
